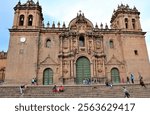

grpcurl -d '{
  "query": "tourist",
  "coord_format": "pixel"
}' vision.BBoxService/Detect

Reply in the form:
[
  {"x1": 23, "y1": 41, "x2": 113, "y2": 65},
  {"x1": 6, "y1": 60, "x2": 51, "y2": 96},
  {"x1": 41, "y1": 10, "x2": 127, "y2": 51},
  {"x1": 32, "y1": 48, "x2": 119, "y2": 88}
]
[
  {"x1": 31, "y1": 78, "x2": 35, "y2": 85},
  {"x1": 34, "y1": 78, "x2": 37, "y2": 85},
  {"x1": 31, "y1": 78, "x2": 37, "y2": 85},
  {"x1": 123, "y1": 86, "x2": 130, "y2": 98},
  {"x1": 140, "y1": 77, "x2": 146, "y2": 88},
  {"x1": 19, "y1": 84, "x2": 26, "y2": 94},
  {"x1": 126, "y1": 76, "x2": 130, "y2": 84},
  {"x1": 52, "y1": 84, "x2": 58, "y2": 92},
  {"x1": 105, "y1": 79, "x2": 112, "y2": 88},
  {"x1": 58, "y1": 85, "x2": 64, "y2": 92},
  {"x1": 130, "y1": 73, "x2": 134, "y2": 84}
]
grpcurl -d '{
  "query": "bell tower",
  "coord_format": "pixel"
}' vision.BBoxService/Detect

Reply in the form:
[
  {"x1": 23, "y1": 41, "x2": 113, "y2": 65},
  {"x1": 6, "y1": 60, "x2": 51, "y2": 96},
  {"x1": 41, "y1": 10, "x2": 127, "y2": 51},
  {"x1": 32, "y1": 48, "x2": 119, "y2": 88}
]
[
  {"x1": 13, "y1": 0, "x2": 43, "y2": 29},
  {"x1": 6, "y1": 0, "x2": 44, "y2": 84},
  {"x1": 110, "y1": 4, "x2": 142, "y2": 31}
]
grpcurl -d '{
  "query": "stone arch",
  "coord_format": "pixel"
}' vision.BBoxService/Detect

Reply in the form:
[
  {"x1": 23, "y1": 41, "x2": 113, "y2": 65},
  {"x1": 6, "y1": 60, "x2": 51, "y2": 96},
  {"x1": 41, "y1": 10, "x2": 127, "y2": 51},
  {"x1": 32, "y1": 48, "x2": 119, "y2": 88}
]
[
  {"x1": 79, "y1": 35, "x2": 85, "y2": 47},
  {"x1": 19, "y1": 15, "x2": 24, "y2": 26},
  {"x1": 109, "y1": 39, "x2": 114, "y2": 48},
  {"x1": 45, "y1": 39, "x2": 51, "y2": 48},
  {"x1": 28, "y1": 15, "x2": 33, "y2": 26},
  {"x1": 124, "y1": 18, "x2": 128, "y2": 29}
]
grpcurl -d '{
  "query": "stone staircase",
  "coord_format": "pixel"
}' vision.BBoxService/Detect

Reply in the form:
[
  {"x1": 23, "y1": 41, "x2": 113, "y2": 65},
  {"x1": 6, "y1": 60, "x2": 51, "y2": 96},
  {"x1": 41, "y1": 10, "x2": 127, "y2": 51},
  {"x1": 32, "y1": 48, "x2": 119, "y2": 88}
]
[{"x1": 0, "y1": 83, "x2": 150, "y2": 98}]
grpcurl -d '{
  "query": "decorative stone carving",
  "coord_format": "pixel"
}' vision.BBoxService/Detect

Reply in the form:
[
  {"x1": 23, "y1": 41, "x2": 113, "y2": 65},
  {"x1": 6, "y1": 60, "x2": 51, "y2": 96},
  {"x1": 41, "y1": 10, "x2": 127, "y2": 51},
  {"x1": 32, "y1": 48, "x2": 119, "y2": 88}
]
[
  {"x1": 63, "y1": 69, "x2": 68, "y2": 74},
  {"x1": 96, "y1": 40, "x2": 101, "y2": 49},
  {"x1": 63, "y1": 39, "x2": 68, "y2": 49},
  {"x1": 98, "y1": 69, "x2": 103, "y2": 73}
]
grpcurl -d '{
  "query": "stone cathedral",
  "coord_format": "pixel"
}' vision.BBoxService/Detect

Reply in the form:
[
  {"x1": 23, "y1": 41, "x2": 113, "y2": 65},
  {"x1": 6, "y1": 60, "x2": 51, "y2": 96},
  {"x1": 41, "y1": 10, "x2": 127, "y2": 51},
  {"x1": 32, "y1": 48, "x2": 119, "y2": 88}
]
[{"x1": 4, "y1": 0, "x2": 150, "y2": 85}]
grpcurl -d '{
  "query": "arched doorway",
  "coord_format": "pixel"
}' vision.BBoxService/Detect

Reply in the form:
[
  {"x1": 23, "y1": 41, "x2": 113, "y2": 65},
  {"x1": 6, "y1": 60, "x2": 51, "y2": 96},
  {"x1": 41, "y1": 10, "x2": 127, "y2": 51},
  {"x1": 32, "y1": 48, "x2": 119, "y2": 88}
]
[
  {"x1": 0, "y1": 68, "x2": 5, "y2": 82},
  {"x1": 43, "y1": 68, "x2": 53, "y2": 85},
  {"x1": 111, "y1": 68, "x2": 120, "y2": 83},
  {"x1": 76, "y1": 57, "x2": 91, "y2": 84}
]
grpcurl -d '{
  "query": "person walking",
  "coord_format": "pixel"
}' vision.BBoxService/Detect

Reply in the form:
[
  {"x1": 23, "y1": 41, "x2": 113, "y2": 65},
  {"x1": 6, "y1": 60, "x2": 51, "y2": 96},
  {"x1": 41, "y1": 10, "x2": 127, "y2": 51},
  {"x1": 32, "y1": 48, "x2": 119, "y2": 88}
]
[
  {"x1": 126, "y1": 76, "x2": 130, "y2": 84},
  {"x1": 123, "y1": 86, "x2": 130, "y2": 98},
  {"x1": 130, "y1": 73, "x2": 134, "y2": 84},
  {"x1": 140, "y1": 77, "x2": 146, "y2": 88},
  {"x1": 19, "y1": 84, "x2": 26, "y2": 95}
]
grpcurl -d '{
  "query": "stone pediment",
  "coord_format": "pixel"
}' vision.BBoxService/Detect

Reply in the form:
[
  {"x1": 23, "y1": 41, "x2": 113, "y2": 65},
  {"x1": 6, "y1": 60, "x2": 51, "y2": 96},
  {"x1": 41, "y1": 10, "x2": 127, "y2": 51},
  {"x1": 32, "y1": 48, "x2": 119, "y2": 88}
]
[
  {"x1": 106, "y1": 55, "x2": 124, "y2": 65},
  {"x1": 69, "y1": 12, "x2": 93, "y2": 30},
  {"x1": 40, "y1": 55, "x2": 58, "y2": 66}
]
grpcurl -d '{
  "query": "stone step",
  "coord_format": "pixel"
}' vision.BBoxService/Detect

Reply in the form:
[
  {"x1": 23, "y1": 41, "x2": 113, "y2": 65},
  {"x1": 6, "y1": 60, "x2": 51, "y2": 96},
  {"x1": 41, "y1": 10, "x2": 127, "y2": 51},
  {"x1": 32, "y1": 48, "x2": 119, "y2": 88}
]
[{"x1": 0, "y1": 84, "x2": 150, "y2": 98}]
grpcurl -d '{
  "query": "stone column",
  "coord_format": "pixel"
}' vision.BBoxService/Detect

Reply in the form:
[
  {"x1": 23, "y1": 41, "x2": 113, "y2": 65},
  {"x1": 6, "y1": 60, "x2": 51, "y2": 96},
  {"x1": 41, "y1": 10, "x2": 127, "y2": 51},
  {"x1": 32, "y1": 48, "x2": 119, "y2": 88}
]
[
  {"x1": 13, "y1": 10, "x2": 19, "y2": 28},
  {"x1": 24, "y1": 10, "x2": 28, "y2": 28}
]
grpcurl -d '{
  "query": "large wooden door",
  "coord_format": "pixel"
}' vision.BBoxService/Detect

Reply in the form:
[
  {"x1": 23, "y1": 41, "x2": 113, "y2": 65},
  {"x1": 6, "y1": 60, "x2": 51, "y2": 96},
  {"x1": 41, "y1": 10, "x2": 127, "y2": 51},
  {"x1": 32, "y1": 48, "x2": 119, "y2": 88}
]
[
  {"x1": 76, "y1": 57, "x2": 91, "y2": 84},
  {"x1": 111, "y1": 68, "x2": 120, "y2": 83},
  {"x1": 43, "y1": 68, "x2": 53, "y2": 85}
]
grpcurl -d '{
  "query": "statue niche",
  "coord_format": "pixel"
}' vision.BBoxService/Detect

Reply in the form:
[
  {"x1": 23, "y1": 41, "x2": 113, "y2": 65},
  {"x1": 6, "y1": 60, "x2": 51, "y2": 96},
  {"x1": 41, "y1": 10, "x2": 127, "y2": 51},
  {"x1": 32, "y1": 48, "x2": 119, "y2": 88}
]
[
  {"x1": 63, "y1": 38, "x2": 68, "y2": 49},
  {"x1": 96, "y1": 40, "x2": 101, "y2": 49},
  {"x1": 62, "y1": 60, "x2": 69, "y2": 75}
]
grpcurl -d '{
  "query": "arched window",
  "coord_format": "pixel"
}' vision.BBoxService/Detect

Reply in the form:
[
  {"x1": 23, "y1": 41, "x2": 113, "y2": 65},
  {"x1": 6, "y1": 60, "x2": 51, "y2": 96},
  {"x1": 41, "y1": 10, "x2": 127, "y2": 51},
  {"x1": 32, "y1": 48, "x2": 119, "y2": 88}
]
[
  {"x1": 109, "y1": 40, "x2": 114, "y2": 48},
  {"x1": 132, "y1": 19, "x2": 136, "y2": 29},
  {"x1": 79, "y1": 35, "x2": 85, "y2": 47},
  {"x1": 28, "y1": 15, "x2": 33, "y2": 26},
  {"x1": 46, "y1": 39, "x2": 51, "y2": 48},
  {"x1": 125, "y1": 18, "x2": 128, "y2": 29},
  {"x1": 19, "y1": 15, "x2": 24, "y2": 26}
]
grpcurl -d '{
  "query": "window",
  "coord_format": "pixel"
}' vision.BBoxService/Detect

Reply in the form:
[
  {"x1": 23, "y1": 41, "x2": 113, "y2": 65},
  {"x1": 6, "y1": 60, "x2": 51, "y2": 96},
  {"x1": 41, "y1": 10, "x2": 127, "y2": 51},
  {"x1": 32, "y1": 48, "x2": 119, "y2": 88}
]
[
  {"x1": 134, "y1": 50, "x2": 138, "y2": 55},
  {"x1": 46, "y1": 39, "x2": 51, "y2": 48},
  {"x1": 109, "y1": 40, "x2": 114, "y2": 48},
  {"x1": 132, "y1": 19, "x2": 136, "y2": 29},
  {"x1": 79, "y1": 35, "x2": 85, "y2": 47},
  {"x1": 19, "y1": 15, "x2": 24, "y2": 26},
  {"x1": 28, "y1": 15, "x2": 33, "y2": 26},
  {"x1": 125, "y1": 18, "x2": 128, "y2": 29}
]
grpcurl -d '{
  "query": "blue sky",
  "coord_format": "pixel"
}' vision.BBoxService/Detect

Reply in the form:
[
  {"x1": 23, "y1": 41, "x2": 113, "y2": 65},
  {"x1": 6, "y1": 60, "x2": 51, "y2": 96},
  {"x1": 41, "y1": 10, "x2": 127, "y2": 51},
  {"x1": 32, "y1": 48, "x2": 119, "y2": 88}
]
[{"x1": 0, "y1": 0, "x2": 150, "y2": 58}]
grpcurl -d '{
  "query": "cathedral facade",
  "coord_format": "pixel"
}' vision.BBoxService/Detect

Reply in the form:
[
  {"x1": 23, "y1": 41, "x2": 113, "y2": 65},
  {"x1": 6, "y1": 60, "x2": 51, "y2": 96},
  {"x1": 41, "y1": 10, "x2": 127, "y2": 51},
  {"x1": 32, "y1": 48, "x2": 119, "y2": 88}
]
[{"x1": 5, "y1": 0, "x2": 150, "y2": 85}]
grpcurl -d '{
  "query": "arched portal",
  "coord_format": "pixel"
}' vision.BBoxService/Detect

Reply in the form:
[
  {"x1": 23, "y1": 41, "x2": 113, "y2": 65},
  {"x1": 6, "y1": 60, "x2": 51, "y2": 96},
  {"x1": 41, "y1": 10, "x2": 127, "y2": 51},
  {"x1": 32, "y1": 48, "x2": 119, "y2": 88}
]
[
  {"x1": 43, "y1": 68, "x2": 53, "y2": 85},
  {"x1": 111, "y1": 68, "x2": 120, "y2": 83},
  {"x1": 76, "y1": 57, "x2": 91, "y2": 84}
]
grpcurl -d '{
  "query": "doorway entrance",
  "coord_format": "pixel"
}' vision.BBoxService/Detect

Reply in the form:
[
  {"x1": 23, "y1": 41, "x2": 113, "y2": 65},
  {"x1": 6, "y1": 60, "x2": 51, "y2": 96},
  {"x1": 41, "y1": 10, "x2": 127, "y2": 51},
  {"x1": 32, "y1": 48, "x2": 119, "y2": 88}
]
[{"x1": 76, "y1": 57, "x2": 91, "y2": 84}]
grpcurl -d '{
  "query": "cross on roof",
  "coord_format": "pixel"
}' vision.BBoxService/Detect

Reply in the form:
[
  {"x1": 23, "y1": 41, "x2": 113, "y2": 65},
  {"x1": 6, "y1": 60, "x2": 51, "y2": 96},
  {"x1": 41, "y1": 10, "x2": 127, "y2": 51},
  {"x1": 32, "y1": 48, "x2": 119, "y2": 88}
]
[{"x1": 79, "y1": 10, "x2": 82, "y2": 14}]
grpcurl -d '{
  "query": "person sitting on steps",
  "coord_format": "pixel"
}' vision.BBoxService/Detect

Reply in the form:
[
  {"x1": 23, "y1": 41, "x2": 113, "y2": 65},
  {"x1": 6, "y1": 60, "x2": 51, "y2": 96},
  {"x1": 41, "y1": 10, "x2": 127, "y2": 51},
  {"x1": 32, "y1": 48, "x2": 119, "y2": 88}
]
[
  {"x1": 52, "y1": 84, "x2": 58, "y2": 92},
  {"x1": 105, "y1": 79, "x2": 113, "y2": 88},
  {"x1": 58, "y1": 85, "x2": 64, "y2": 92}
]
